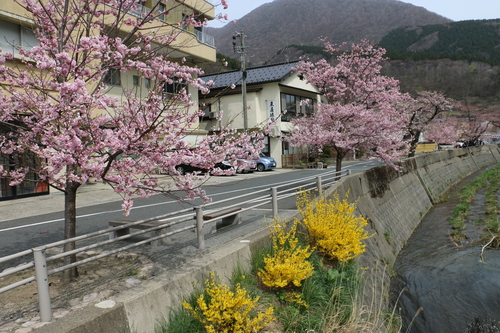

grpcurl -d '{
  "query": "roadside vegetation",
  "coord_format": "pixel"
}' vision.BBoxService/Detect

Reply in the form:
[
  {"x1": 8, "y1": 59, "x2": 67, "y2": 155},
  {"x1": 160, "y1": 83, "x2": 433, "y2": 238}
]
[
  {"x1": 157, "y1": 191, "x2": 401, "y2": 333},
  {"x1": 449, "y1": 164, "x2": 500, "y2": 246}
]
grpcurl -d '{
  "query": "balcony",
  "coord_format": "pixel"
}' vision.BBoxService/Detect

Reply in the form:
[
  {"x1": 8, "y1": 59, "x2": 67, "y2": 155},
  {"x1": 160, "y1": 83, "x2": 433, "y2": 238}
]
[
  {"x1": 195, "y1": 29, "x2": 215, "y2": 47},
  {"x1": 126, "y1": 3, "x2": 215, "y2": 48},
  {"x1": 126, "y1": 2, "x2": 149, "y2": 18}
]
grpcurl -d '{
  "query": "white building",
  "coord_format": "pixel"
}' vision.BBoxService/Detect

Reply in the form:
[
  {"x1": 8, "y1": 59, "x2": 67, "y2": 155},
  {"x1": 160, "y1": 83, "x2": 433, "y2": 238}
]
[{"x1": 199, "y1": 61, "x2": 321, "y2": 168}]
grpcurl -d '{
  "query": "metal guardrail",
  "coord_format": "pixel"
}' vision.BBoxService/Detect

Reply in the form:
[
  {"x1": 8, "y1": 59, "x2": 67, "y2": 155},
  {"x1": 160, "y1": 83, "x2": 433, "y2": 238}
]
[{"x1": 0, "y1": 168, "x2": 350, "y2": 322}]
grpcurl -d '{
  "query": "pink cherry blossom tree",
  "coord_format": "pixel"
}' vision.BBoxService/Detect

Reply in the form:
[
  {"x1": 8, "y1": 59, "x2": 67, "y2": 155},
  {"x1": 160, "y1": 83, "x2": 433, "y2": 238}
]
[
  {"x1": 0, "y1": 0, "x2": 262, "y2": 280},
  {"x1": 286, "y1": 40, "x2": 408, "y2": 173},
  {"x1": 455, "y1": 102, "x2": 492, "y2": 145},
  {"x1": 403, "y1": 91, "x2": 458, "y2": 157}
]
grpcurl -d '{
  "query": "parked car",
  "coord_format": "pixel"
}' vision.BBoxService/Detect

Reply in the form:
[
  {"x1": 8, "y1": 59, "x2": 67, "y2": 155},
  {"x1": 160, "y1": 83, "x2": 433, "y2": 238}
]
[
  {"x1": 236, "y1": 159, "x2": 257, "y2": 173},
  {"x1": 175, "y1": 161, "x2": 232, "y2": 175},
  {"x1": 174, "y1": 164, "x2": 205, "y2": 175},
  {"x1": 255, "y1": 154, "x2": 276, "y2": 171}
]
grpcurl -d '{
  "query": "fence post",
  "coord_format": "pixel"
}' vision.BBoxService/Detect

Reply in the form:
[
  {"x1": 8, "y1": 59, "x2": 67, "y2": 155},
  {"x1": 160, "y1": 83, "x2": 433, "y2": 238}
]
[
  {"x1": 195, "y1": 206, "x2": 205, "y2": 250},
  {"x1": 33, "y1": 247, "x2": 52, "y2": 322},
  {"x1": 271, "y1": 187, "x2": 278, "y2": 218},
  {"x1": 316, "y1": 176, "x2": 323, "y2": 194}
]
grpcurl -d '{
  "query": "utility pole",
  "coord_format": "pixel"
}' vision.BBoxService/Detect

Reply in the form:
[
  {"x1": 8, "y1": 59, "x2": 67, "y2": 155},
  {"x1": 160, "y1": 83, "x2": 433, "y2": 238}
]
[{"x1": 233, "y1": 31, "x2": 248, "y2": 131}]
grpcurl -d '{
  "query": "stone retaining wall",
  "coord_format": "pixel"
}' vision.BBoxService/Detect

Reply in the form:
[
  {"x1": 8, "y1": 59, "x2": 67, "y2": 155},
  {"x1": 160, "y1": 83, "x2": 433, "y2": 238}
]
[{"x1": 328, "y1": 144, "x2": 500, "y2": 310}]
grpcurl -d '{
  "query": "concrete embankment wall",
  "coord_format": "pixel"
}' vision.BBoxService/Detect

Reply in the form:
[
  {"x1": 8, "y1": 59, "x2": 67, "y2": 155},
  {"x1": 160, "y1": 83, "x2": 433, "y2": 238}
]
[
  {"x1": 330, "y1": 144, "x2": 500, "y2": 302},
  {"x1": 34, "y1": 145, "x2": 500, "y2": 333}
]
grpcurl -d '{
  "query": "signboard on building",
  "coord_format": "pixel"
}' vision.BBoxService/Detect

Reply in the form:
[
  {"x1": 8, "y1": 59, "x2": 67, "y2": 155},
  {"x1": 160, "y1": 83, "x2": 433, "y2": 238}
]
[{"x1": 267, "y1": 100, "x2": 276, "y2": 121}]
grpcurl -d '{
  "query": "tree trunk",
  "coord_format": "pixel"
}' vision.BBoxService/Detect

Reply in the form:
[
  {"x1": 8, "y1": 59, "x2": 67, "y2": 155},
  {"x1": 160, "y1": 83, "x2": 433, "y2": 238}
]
[
  {"x1": 408, "y1": 131, "x2": 421, "y2": 158},
  {"x1": 336, "y1": 154, "x2": 343, "y2": 174},
  {"x1": 62, "y1": 180, "x2": 80, "y2": 282},
  {"x1": 335, "y1": 147, "x2": 347, "y2": 180}
]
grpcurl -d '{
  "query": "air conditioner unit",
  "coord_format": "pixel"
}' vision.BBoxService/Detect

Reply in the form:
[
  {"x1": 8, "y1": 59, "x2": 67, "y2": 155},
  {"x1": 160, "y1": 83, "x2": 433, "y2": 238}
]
[
  {"x1": 209, "y1": 111, "x2": 218, "y2": 119},
  {"x1": 270, "y1": 126, "x2": 281, "y2": 137}
]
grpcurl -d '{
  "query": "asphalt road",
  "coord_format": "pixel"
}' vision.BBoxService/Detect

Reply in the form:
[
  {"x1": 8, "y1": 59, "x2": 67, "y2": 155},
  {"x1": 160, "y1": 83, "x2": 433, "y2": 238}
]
[{"x1": 0, "y1": 160, "x2": 382, "y2": 263}]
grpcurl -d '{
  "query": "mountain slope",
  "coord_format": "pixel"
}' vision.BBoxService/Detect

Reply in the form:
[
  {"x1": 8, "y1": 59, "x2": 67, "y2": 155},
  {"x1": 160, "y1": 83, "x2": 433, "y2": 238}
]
[
  {"x1": 208, "y1": 0, "x2": 451, "y2": 65},
  {"x1": 379, "y1": 19, "x2": 500, "y2": 65}
]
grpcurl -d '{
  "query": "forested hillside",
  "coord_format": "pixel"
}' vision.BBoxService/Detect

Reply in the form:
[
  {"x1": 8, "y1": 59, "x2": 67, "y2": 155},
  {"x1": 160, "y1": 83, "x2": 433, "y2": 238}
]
[
  {"x1": 379, "y1": 19, "x2": 500, "y2": 65},
  {"x1": 207, "y1": 0, "x2": 450, "y2": 66},
  {"x1": 204, "y1": 1, "x2": 500, "y2": 103}
]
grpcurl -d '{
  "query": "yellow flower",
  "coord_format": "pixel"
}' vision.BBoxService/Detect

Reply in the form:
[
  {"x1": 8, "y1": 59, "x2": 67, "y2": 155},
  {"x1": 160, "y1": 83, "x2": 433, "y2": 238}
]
[
  {"x1": 183, "y1": 272, "x2": 274, "y2": 333},
  {"x1": 298, "y1": 190, "x2": 372, "y2": 262},
  {"x1": 258, "y1": 218, "x2": 314, "y2": 291}
]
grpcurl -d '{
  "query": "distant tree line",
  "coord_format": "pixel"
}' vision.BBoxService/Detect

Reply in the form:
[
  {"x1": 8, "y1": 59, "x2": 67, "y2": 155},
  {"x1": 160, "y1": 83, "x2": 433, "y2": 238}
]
[
  {"x1": 383, "y1": 50, "x2": 500, "y2": 66},
  {"x1": 276, "y1": 45, "x2": 333, "y2": 60},
  {"x1": 216, "y1": 53, "x2": 241, "y2": 70}
]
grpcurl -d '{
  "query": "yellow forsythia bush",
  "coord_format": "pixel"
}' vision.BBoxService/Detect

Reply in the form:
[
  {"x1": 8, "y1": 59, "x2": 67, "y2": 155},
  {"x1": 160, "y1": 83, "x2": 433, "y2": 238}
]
[
  {"x1": 258, "y1": 219, "x2": 314, "y2": 289},
  {"x1": 182, "y1": 272, "x2": 274, "y2": 333},
  {"x1": 298, "y1": 191, "x2": 371, "y2": 262}
]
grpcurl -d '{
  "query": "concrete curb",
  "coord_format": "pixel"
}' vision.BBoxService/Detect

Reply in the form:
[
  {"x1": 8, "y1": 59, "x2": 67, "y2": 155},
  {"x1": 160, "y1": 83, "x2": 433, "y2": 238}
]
[{"x1": 33, "y1": 226, "x2": 274, "y2": 333}]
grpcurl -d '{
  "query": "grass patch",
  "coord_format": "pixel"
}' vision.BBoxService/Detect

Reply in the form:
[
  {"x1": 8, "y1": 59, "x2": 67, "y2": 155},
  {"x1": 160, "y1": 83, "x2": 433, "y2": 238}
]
[
  {"x1": 161, "y1": 245, "x2": 398, "y2": 332},
  {"x1": 384, "y1": 231, "x2": 393, "y2": 245},
  {"x1": 449, "y1": 164, "x2": 500, "y2": 243},
  {"x1": 160, "y1": 192, "x2": 399, "y2": 332}
]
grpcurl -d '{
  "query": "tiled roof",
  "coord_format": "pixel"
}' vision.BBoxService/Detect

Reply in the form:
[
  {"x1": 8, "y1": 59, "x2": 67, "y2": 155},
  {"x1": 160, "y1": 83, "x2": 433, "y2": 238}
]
[{"x1": 200, "y1": 61, "x2": 301, "y2": 89}]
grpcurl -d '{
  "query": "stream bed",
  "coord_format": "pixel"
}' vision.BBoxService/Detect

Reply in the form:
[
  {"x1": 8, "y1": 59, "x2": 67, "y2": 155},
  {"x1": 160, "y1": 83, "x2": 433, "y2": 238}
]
[{"x1": 391, "y1": 170, "x2": 500, "y2": 332}]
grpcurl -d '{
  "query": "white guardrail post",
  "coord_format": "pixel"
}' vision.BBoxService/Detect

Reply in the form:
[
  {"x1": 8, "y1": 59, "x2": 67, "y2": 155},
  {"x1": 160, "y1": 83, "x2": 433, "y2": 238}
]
[
  {"x1": 271, "y1": 187, "x2": 278, "y2": 218},
  {"x1": 316, "y1": 176, "x2": 323, "y2": 194},
  {"x1": 195, "y1": 206, "x2": 205, "y2": 250},
  {"x1": 33, "y1": 247, "x2": 52, "y2": 322}
]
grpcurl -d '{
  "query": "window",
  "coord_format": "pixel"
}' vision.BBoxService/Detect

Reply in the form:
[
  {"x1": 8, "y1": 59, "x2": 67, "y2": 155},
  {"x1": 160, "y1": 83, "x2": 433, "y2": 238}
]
[
  {"x1": 133, "y1": 75, "x2": 140, "y2": 86},
  {"x1": 104, "y1": 68, "x2": 121, "y2": 86},
  {"x1": 158, "y1": 3, "x2": 166, "y2": 22},
  {"x1": 0, "y1": 153, "x2": 48, "y2": 200},
  {"x1": 0, "y1": 20, "x2": 39, "y2": 54},
  {"x1": 282, "y1": 93, "x2": 298, "y2": 117},
  {"x1": 280, "y1": 93, "x2": 315, "y2": 121},
  {"x1": 201, "y1": 104, "x2": 211, "y2": 119},
  {"x1": 164, "y1": 77, "x2": 186, "y2": 94},
  {"x1": 262, "y1": 136, "x2": 270, "y2": 155},
  {"x1": 181, "y1": 13, "x2": 188, "y2": 30},
  {"x1": 145, "y1": 78, "x2": 151, "y2": 89},
  {"x1": 301, "y1": 97, "x2": 314, "y2": 115}
]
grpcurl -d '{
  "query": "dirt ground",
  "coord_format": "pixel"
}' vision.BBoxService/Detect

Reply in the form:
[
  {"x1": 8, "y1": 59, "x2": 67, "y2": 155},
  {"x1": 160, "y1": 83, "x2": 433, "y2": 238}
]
[{"x1": 0, "y1": 250, "x2": 152, "y2": 332}]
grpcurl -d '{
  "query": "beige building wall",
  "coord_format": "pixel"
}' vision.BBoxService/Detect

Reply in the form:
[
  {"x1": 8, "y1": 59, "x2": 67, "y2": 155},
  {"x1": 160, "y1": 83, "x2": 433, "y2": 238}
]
[
  {"x1": 201, "y1": 72, "x2": 320, "y2": 168},
  {"x1": 0, "y1": 0, "x2": 216, "y2": 129}
]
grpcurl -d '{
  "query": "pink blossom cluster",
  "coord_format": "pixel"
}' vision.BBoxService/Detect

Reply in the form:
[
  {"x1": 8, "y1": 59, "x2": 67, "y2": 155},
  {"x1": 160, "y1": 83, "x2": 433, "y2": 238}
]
[
  {"x1": 0, "y1": 0, "x2": 261, "y2": 217},
  {"x1": 401, "y1": 91, "x2": 459, "y2": 155},
  {"x1": 288, "y1": 40, "x2": 409, "y2": 170}
]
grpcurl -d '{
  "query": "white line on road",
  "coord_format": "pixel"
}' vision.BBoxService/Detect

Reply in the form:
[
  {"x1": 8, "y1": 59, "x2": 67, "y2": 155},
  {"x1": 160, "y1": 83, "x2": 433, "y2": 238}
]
[{"x1": 0, "y1": 166, "x2": 365, "y2": 233}]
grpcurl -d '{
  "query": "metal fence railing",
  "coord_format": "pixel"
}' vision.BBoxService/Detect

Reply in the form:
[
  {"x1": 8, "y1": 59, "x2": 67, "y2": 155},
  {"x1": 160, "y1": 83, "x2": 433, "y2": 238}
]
[
  {"x1": 0, "y1": 168, "x2": 350, "y2": 322},
  {"x1": 195, "y1": 30, "x2": 215, "y2": 47}
]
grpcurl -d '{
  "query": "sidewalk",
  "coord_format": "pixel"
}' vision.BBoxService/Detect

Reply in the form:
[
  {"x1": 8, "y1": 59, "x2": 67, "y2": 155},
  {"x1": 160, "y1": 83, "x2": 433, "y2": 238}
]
[{"x1": 0, "y1": 169, "x2": 296, "y2": 223}]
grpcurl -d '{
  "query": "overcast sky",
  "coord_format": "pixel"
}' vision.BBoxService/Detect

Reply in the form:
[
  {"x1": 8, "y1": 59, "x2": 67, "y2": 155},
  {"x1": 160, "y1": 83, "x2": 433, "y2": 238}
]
[{"x1": 208, "y1": 0, "x2": 500, "y2": 28}]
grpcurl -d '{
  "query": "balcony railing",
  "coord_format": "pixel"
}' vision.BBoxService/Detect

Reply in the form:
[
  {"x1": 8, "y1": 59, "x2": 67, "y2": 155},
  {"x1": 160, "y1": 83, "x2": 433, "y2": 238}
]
[
  {"x1": 195, "y1": 29, "x2": 215, "y2": 47},
  {"x1": 126, "y1": 2, "x2": 149, "y2": 18},
  {"x1": 125, "y1": 3, "x2": 215, "y2": 48}
]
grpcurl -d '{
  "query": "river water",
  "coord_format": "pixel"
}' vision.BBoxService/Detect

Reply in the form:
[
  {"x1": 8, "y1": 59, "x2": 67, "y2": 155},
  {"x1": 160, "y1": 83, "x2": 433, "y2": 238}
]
[{"x1": 391, "y1": 170, "x2": 500, "y2": 333}]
